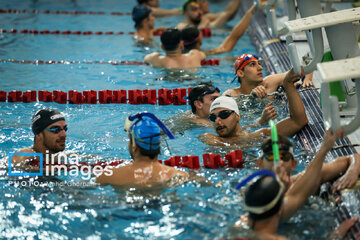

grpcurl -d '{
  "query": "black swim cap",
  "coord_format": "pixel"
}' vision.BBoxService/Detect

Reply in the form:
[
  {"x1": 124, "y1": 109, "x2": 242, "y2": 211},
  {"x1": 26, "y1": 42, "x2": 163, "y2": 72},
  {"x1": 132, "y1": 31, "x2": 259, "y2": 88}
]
[
  {"x1": 245, "y1": 175, "x2": 284, "y2": 221},
  {"x1": 31, "y1": 108, "x2": 65, "y2": 135},
  {"x1": 132, "y1": 5, "x2": 152, "y2": 24},
  {"x1": 182, "y1": 26, "x2": 200, "y2": 52},
  {"x1": 261, "y1": 135, "x2": 293, "y2": 155},
  {"x1": 160, "y1": 28, "x2": 182, "y2": 51}
]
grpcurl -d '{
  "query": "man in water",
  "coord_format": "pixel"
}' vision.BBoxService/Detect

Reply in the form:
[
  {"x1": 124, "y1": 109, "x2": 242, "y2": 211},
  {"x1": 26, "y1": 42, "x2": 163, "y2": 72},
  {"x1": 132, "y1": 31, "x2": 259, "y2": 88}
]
[
  {"x1": 177, "y1": 0, "x2": 243, "y2": 29},
  {"x1": 223, "y1": 54, "x2": 313, "y2": 98},
  {"x1": 96, "y1": 112, "x2": 188, "y2": 186},
  {"x1": 137, "y1": 0, "x2": 182, "y2": 17},
  {"x1": 132, "y1": 5, "x2": 167, "y2": 42},
  {"x1": 144, "y1": 28, "x2": 205, "y2": 69},
  {"x1": 181, "y1": 4, "x2": 256, "y2": 55},
  {"x1": 9, "y1": 108, "x2": 67, "y2": 170},
  {"x1": 201, "y1": 68, "x2": 308, "y2": 147},
  {"x1": 187, "y1": 83, "x2": 276, "y2": 127},
  {"x1": 257, "y1": 135, "x2": 360, "y2": 193},
  {"x1": 236, "y1": 128, "x2": 356, "y2": 239}
]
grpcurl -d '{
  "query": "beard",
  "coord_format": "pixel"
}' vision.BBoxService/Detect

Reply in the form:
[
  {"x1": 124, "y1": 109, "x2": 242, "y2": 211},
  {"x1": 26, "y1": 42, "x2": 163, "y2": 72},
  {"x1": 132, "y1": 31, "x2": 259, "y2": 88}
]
[{"x1": 43, "y1": 134, "x2": 66, "y2": 153}]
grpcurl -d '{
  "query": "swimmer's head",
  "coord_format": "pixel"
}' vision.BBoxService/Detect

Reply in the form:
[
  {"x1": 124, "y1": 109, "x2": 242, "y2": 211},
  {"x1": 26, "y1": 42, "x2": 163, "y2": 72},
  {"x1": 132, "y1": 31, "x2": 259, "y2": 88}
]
[
  {"x1": 188, "y1": 82, "x2": 220, "y2": 114},
  {"x1": 182, "y1": 26, "x2": 202, "y2": 53},
  {"x1": 32, "y1": 108, "x2": 65, "y2": 135},
  {"x1": 160, "y1": 28, "x2": 182, "y2": 51},
  {"x1": 209, "y1": 96, "x2": 239, "y2": 116},
  {"x1": 183, "y1": 0, "x2": 199, "y2": 13},
  {"x1": 132, "y1": 5, "x2": 153, "y2": 29},
  {"x1": 244, "y1": 175, "x2": 284, "y2": 222},
  {"x1": 258, "y1": 135, "x2": 296, "y2": 174},
  {"x1": 183, "y1": 0, "x2": 202, "y2": 25},
  {"x1": 233, "y1": 54, "x2": 262, "y2": 84}
]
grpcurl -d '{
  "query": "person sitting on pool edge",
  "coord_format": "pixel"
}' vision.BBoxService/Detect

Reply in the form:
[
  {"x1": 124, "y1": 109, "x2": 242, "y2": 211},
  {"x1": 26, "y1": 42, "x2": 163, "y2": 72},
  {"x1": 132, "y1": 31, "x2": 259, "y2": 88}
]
[
  {"x1": 187, "y1": 83, "x2": 277, "y2": 127},
  {"x1": 96, "y1": 112, "x2": 188, "y2": 187},
  {"x1": 8, "y1": 108, "x2": 68, "y2": 171},
  {"x1": 181, "y1": 4, "x2": 256, "y2": 55},
  {"x1": 223, "y1": 54, "x2": 314, "y2": 98},
  {"x1": 144, "y1": 28, "x2": 205, "y2": 69},
  {"x1": 177, "y1": 0, "x2": 243, "y2": 29},
  {"x1": 137, "y1": 0, "x2": 182, "y2": 17},
  {"x1": 236, "y1": 128, "x2": 348, "y2": 238},
  {"x1": 257, "y1": 135, "x2": 360, "y2": 194},
  {"x1": 132, "y1": 5, "x2": 167, "y2": 42},
  {"x1": 200, "y1": 68, "x2": 308, "y2": 147}
]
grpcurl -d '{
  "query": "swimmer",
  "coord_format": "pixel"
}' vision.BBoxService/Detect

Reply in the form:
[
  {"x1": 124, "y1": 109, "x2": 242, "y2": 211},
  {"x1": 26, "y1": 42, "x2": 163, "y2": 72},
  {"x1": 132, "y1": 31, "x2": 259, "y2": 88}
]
[
  {"x1": 186, "y1": 83, "x2": 276, "y2": 127},
  {"x1": 181, "y1": 4, "x2": 256, "y2": 55},
  {"x1": 236, "y1": 128, "x2": 345, "y2": 238},
  {"x1": 177, "y1": 0, "x2": 243, "y2": 29},
  {"x1": 200, "y1": 68, "x2": 308, "y2": 147},
  {"x1": 96, "y1": 112, "x2": 188, "y2": 187},
  {"x1": 257, "y1": 135, "x2": 360, "y2": 193},
  {"x1": 137, "y1": 0, "x2": 182, "y2": 17},
  {"x1": 223, "y1": 54, "x2": 314, "y2": 98},
  {"x1": 132, "y1": 5, "x2": 167, "y2": 42},
  {"x1": 144, "y1": 28, "x2": 205, "y2": 69},
  {"x1": 8, "y1": 108, "x2": 67, "y2": 171}
]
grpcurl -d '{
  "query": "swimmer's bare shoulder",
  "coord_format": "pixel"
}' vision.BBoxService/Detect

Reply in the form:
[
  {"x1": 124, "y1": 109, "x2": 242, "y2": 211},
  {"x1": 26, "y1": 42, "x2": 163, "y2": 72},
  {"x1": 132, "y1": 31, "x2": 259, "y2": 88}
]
[
  {"x1": 187, "y1": 49, "x2": 206, "y2": 61},
  {"x1": 9, "y1": 147, "x2": 36, "y2": 164},
  {"x1": 144, "y1": 52, "x2": 163, "y2": 66}
]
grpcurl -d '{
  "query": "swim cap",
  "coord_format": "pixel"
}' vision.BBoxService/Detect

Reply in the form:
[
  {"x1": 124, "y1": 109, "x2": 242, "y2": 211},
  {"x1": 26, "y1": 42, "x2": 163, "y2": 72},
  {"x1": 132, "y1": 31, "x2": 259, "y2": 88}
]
[
  {"x1": 132, "y1": 118, "x2": 161, "y2": 150},
  {"x1": 132, "y1": 5, "x2": 152, "y2": 23},
  {"x1": 183, "y1": 0, "x2": 198, "y2": 12},
  {"x1": 31, "y1": 108, "x2": 65, "y2": 135},
  {"x1": 234, "y1": 54, "x2": 259, "y2": 72},
  {"x1": 244, "y1": 175, "x2": 284, "y2": 220},
  {"x1": 261, "y1": 135, "x2": 294, "y2": 155},
  {"x1": 209, "y1": 96, "x2": 239, "y2": 116},
  {"x1": 182, "y1": 26, "x2": 201, "y2": 47}
]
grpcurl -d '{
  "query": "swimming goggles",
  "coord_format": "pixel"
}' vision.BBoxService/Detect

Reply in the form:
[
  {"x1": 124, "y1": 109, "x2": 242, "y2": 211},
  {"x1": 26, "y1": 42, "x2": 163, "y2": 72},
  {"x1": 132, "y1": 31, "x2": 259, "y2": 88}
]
[
  {"x1": 45, "y1": 126, "x2": 68, "y2": 134},
  {"x1": 262, "y1": 152, "x2": 294, "y2": 162},
  {"x1": 208, "y1": 110, "x2": 234, "y2": 122},
  {"x1": 234, "y1": 54, "x2": 260, "y2": 72},
  {"x1": 185, "y1": 85, "x2": 220, "y2": 101}
]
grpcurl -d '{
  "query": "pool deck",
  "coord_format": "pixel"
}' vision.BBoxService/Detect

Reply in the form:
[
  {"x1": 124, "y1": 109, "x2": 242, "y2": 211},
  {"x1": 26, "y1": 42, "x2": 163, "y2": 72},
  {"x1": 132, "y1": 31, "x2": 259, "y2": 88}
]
[{"x1": 238, "y1": 0, "x2": 360, "y2": 238}]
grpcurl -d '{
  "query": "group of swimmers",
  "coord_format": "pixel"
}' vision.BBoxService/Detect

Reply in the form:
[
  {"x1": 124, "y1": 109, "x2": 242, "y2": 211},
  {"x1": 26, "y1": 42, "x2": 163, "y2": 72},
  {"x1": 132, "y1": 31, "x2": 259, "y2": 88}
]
[{"x1": 7, "y1": 0, "x2": 360, "y2": 239}]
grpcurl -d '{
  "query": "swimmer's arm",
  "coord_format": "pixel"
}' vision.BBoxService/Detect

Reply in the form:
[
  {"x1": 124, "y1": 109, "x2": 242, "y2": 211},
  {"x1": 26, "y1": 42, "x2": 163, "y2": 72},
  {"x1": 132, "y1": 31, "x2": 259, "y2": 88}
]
[
  {"x1": 320, "y1": 156, "x2": 352, "y2": 183},
  {"x1": 176, "y1": 22, "x2": 187, "y2": 30},
  {"x1": 189, "y1": 49, "x2": 206, "y2": 62},
  {"x1": 208, "y1": 0, "x2": 242, "y2": 28},
  {"x1": 331, "y1": 154, "x2": 360, "y2": 192},
  {"x1": 144, "y1": 52, "x2": 162, "y2": 66},
  {"x1": 208, "y1": 5, "x2": 255, "y2": 54},
  {"x1": 275, "y1": 69, "x2": 308, "y2": 137},
  {"x1": 150, "y1": 7, "x2": 181, "y2": 17},
  {"x1": 263, "y1": 72, "x2": 287, "y2": 88},
  {"x1": 204, "y1": 13, "x2": 220, "y2": 21},
  {"x1": 199, "y1": 133, "x2": 229, "y2": 147},
  {"x1": 152, "y1": 27, "x2": 167, "y2": 35},
  {"x1": 7, "y1": 148, "x2": 41, "y2": 171},
  {"x1": 281, "y1": 129, "x2": 343, "y2": 221}
]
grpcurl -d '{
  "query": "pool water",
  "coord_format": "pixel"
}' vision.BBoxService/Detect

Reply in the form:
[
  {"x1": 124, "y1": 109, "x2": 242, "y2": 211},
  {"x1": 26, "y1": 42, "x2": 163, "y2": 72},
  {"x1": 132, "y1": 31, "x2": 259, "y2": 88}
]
[{"x1": 0, "y1": 0, "x2": 337, "y2": 239}]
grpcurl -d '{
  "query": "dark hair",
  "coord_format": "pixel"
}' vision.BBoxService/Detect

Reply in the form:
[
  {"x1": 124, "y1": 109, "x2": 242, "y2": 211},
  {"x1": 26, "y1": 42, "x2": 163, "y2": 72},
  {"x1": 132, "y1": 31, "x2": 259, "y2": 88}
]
[
  {"x1": 160, "y1": 28, "x2": 182, "y2": 51},
  {"x1": 137, "y1": 0, "x2": 148, "y2": 4},
  {"x1": 183, "y1": 0, "x2": 198, "y2": 12},
  {"x1": 182, "y1": 26, "x2": 200, "y2": 53},
  {"x1": 261, "y1": 135, "x2": 293, "y2": 154},
  {"x1": 189, "y1": 82, "x2": 215, "y2": 114},
  {"x1": 245, "y1": 176, "x2": 284, "y2": 222},
  {"x1": 132, "y1": 5, "x2": 152, "y2": 30}
]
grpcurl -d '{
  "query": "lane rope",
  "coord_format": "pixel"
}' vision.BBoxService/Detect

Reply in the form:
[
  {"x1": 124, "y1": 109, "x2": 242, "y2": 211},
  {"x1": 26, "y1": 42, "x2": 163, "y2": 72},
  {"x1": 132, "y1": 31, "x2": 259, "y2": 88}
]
[{"x1": 0, "y1": 8, "x2": 131, "y2": 16}]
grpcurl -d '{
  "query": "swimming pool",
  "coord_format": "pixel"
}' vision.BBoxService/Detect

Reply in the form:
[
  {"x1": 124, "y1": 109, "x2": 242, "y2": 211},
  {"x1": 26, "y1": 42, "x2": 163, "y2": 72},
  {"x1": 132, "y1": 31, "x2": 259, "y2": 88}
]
[{"x1": 0, "y1": 0, "x2": 338, "y2": 239}]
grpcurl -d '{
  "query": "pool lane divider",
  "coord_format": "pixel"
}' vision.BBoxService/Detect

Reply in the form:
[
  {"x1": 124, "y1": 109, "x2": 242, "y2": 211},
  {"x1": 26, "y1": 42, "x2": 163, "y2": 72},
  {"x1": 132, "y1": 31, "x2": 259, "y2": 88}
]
[
  {"x1": 0, "y1": 8, "x2": 131, "y2": 16},
  {"x1": 30, "y1": 150, "x2": 244, "y2": 170},
  {"x1": 0, "y1": 28, "x2": 212, "y2": 37},
  {"x1": 0, "y1": 58, "x2": 219, "y2": 66},
  {"x1": 1, "y1": 88, "x2": 197, "y2": 105}
]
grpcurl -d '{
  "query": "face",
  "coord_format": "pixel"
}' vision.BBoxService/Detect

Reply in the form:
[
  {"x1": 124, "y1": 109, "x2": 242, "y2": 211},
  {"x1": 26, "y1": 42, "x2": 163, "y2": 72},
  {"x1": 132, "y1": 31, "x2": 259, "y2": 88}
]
[
  {"x1": 198, "y1": 0, "x2": 209, "y2": 14},
  {"x1": 197, "y1": 92, "x2": 220, "y2": 116},
  {"x1": 147, "y1": 0, "x2": 159, "y2": 8},
  {"x1": 238, "y1": 60, "x2": 263, "y2": 84},
  {"x1": 211, "y1": 107, "x2": 240, "y2": 138},
  {"x1": 41, "y1": 120, "x2": 67, "y2": 153},
  {"x1": 146, "y1": 13, "x2": 155, "y2": 29},
  {"x1": 185, "y1": 2, "x2": 203, "y2": 24},
  {"x1": 257, "y1": 150, "x2": 297, "y2": 175}
]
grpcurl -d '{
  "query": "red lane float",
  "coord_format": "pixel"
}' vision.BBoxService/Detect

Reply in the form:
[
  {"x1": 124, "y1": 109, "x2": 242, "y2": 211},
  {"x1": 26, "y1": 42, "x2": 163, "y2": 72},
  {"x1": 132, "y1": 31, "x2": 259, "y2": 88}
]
[
  {"x1": 0, "y1": 8, "x2": 131, "y2": 16},
  {"x1": 0, "y1": 28, "x2": 138, "y2": 36},
  {"x1": 200, "y1": 28, "x2": 212, "y2": 37},
  {"x1": 0, "y1": 58, "x2": 219, "y2": 66}
]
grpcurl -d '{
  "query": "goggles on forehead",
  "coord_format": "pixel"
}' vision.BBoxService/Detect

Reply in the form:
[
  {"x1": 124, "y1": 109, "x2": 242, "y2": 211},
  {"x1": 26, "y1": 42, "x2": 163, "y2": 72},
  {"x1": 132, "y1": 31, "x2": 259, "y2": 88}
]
[
  {"x1": 185, "y1": 85, "x2": 220, "y2": 101},
  {"x1": 234, "y1": 54, "x2": 260, "y2": 72}
]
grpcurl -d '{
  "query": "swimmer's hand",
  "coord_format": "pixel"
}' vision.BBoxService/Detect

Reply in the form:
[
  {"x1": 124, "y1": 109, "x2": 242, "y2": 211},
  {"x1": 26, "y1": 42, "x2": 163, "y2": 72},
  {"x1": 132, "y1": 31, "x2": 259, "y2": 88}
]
[
  {"x1": 275, "y1": 161, "x2": 291, "y2": 193},
  {"x1": 320, "y1": 128, "x2": 344, "y2": 153},
  {"x1": 283, "y1": 67, "x2": 304, "y2": 86},
  {"x1": 250, "y1": 85, "x2": 267, "y2": 98},
  {"x1": 258, "y1": 102, "x2": 277, "y2": 125},
  {"x1": 330, "y1": 217, "x2": 359, "y2": 240},
  {"x1": 332, "y1": 154, "x2": 360, "y2": 193},
  {"x1": 302, "y1": 73, "x2": 314, "y2": 88}
]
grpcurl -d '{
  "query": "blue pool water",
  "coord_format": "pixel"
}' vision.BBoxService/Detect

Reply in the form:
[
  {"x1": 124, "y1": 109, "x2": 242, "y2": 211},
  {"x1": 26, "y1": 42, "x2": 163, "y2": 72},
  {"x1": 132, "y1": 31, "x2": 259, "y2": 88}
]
[{"x1": 0, "y1": 0, "x2": 337, "y2": 239}]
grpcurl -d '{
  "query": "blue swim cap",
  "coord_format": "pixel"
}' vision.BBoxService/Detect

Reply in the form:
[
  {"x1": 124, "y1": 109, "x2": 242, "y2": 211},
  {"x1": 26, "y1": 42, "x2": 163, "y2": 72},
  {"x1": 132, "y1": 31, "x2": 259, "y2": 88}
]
[
  {"x1": 132, "y1": 5, "x2": 152, "y2": 23},
  {"x1": 132, "y1": 118, "x2": 161, "y2": 150}
]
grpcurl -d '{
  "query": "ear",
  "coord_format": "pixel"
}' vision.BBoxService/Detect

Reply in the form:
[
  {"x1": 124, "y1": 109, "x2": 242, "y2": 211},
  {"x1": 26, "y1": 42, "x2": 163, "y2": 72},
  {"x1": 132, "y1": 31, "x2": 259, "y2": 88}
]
[
  {"x1": 291, "y1": 158, "x2": 297, "y2": 171},
  {"x1": 35, "y1": 132, "x2": 43, "y2": 143},
  {"x1": 237, "y1": 69, "x2": 245, "y2": 78},
  {"x1": 256, "y1": 158, "x2": 263, "y2": 169},
  {"x1": 194, "y1": 99, "x2": 203, "y2": 110}
]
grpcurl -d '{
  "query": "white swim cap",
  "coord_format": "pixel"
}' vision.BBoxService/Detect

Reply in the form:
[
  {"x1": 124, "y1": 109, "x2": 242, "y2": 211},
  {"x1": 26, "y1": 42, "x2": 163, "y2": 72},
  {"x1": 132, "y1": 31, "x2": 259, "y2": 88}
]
[{"x1": 209, "y1": 96, "x2": 239, "y2": 116}]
